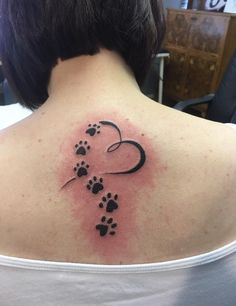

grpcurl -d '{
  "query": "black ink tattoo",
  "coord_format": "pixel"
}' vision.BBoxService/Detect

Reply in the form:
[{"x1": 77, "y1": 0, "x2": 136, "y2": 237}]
[
  {"x1": 107, "y1": 140, "x2": 146, "y2": 175},
  {"x1": 99, "y1": 193, "x2": 119, "y2": 213},
  {"x1": 87, "y1": 176, "x2": 104, "y2": 194},
  {"x1": 74, "y1": 161, "x2": 89, "y2": 177},
  {"x1": 61, "y1": 119, "x2": 147, "y2": 239},
  {"x1": 61, "y1": 119, "x2": 146, "y2": 189},
  {"x1": 99, "y1": 120, "x2": 122, "y2": 150},
  {"x1": 86, "y1": 124, "x2": 101, "y2": 136},
  {"x1": 75, "y1": 141, "x2": 90, "y2": 156},
  {"x1": 99, "y1": 121, "x2": 146, "y2": 175},
  {"x1": 96, "y1": 216, "x2": 117, "y2": 237},
  {"x1": 61, "y1": 177, "x2": 76, "y2": 189}
]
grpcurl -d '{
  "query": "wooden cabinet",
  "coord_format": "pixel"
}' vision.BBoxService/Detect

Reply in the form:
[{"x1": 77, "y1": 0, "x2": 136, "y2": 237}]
[{"x1": 164, "y1": 9, "x2": 236, "y2": 101}]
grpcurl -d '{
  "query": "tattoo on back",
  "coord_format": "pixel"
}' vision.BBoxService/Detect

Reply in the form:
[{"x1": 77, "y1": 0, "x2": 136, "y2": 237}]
[
  {"x1": 87, "y1": 177, "x2": 104, "y2": 194},
  {"x1": 99, "y1": 193, "x2": 119, "y2": 213},
  {"x1": 61, "y1": 120, "x2": 146, "y2": 238},
  {"x1": 96, "y1": 216, "x2": 117, "y2": 236},
  {"x1": 75, "y1": 141, "x2": 90, "y2": 156},
  {"x1": 74, "y1": 161, "x2": 89, "y2": 177}
]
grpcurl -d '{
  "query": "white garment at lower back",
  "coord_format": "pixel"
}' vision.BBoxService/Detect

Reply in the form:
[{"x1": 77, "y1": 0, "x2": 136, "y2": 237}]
[{"x1": 0, "y1": 240, "x2": 235, "y2": 306}]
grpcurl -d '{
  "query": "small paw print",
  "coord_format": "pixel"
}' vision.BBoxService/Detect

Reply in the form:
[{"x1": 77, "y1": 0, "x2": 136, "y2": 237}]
[
  {"x1": 74, "y1": 161, "x2": 89, "y2": 177},
  {"x1": 86, "y1": 124, "x2": 101, "y2": 136},
  {"x1": 96, "y1": 216, "x2": 117, "y2": 237},
  {"x1": 75, "y1": 141, "x2": 90, "y2": 156},
  {"x1": 99, "y1": 193, "x2": 119, "y2": 213},
  {"x1": 87, "y1": 177, "x2": 104, "y2": 194}
]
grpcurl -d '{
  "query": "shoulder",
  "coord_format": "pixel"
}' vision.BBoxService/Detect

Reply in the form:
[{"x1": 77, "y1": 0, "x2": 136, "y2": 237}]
[{"x1": 225, "y1": 123, "x2": 236, "y2": 132}]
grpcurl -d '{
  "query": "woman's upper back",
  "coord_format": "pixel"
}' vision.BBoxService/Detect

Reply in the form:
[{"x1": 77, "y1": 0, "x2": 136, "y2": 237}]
[{"x1": 0, "y1": 86, "x2": 236, "y2": 265}]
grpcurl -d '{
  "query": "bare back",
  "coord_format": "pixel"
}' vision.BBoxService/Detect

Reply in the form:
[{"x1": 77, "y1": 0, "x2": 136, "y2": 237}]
[{"x1": 0, "y1": 92, "x2": 236, "y2": 265}]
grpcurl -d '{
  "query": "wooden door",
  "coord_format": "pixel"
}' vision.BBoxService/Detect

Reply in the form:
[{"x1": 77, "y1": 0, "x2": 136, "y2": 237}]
[
  {"x1": 164, "y1": 10, "x2": 191, "y2": 48},
  {"x1": 188, "y1": 13, "x2": 229, "y2": 54},
  {"x1": 184, "y1": 54, "x2": 218, "y2": 98},
  {"x1": 164, "y1": 49, "x2": 188, "y2": 100},
  {"x1": 163, "y1": 10, "x2": 231, "y2": 101}
]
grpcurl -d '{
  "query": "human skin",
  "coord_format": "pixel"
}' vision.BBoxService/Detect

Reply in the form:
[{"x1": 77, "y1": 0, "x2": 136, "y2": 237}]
[
  {"x1": 1, "y1": 51, "x2": 236, "y2": 264},
  {"x1": 59, "y1": 114, "x2": 160, "y2": 261}
]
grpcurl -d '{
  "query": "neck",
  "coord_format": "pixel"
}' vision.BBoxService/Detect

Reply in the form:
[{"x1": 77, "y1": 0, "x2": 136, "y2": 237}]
[{"x1": 46, "y1": 49, "x2": 141, "y2": 109}]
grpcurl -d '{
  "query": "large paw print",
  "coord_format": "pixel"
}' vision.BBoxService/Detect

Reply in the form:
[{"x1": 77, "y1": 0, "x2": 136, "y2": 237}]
[
  {"x1": 86, "y1": 124, "x2": 101, "y2": 136},
  {"x1": 87, "y1": 177, "x2": 104, "y2": 194},
  {"x1": 96, "y1": 216, "x2": 117, "y2": 237},
  {"x1": 75, "y1": 141, "x2": 90, "y2": 156},
  {"x1": 74, "y1": 161, "x2": 89, "y2": 177},
  {"x1": 99, "y1": 193, "x2": 119, "y2": 213}
]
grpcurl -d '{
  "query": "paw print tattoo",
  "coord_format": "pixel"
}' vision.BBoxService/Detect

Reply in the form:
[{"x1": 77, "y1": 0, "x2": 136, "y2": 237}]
[
  {"x1": 61, "y1": 120, "x2": 148, "y2": 239},
  {"x1": 99, "y1": 193, "x2": 119, "y2": 213},
  {"x1": 74, "y1": 161, "x2": 89, "y2": 177},
  {"x1": 75, "y1": 141, "x2": 90, "y2": 156},
  {"x1": 86, "y1": 124, "x2": 101, "y2": 137},
  {"x1": 96, "y1": 216, "x2": 117, "y2": 237},
  {"x1": 87, "y1": 177, "x2": 104, "y2": 194}
]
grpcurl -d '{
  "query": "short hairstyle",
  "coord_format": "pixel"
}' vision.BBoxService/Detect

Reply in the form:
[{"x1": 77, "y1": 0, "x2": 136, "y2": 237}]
[{"x1": 0, "y1": 0, "x2": 165, "y2": 110}]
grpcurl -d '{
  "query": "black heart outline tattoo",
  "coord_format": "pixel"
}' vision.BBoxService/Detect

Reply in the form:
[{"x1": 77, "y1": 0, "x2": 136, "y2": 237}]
[{"x1": 99, "y1": 121, "x2": 146, "y2": 175}]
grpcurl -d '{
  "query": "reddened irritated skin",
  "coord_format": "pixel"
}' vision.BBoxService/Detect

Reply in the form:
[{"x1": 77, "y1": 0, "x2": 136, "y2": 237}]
[{"x1": 59, "y1": 115, "x2": 159, "y2": 261}]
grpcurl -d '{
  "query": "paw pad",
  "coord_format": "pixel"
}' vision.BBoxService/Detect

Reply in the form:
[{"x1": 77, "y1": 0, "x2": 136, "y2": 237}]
[
  {"x1": 86, "y1": 124, "x2": 101, "y2": 137},
  {"x1": 99, "y1": 193, "x2": 119, "y2": 213},
  {"x1": 75, "y1": 141, "x2": 90, "y2": 156},
  {"x1": 74, "y1": 161, "x2": 89, "y2": 177},
  {"x1": 87, "y1": 176, "x2": 104, "y2": 194},
  {"x1": 96, "y1": 216, "x2": 117, "y2": 236}
]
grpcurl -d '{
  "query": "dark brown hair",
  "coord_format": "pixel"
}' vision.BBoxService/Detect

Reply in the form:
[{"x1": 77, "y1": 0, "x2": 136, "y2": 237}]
[{"x1": 0, "y1": 0, "x2": 165, "y2": 109}]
